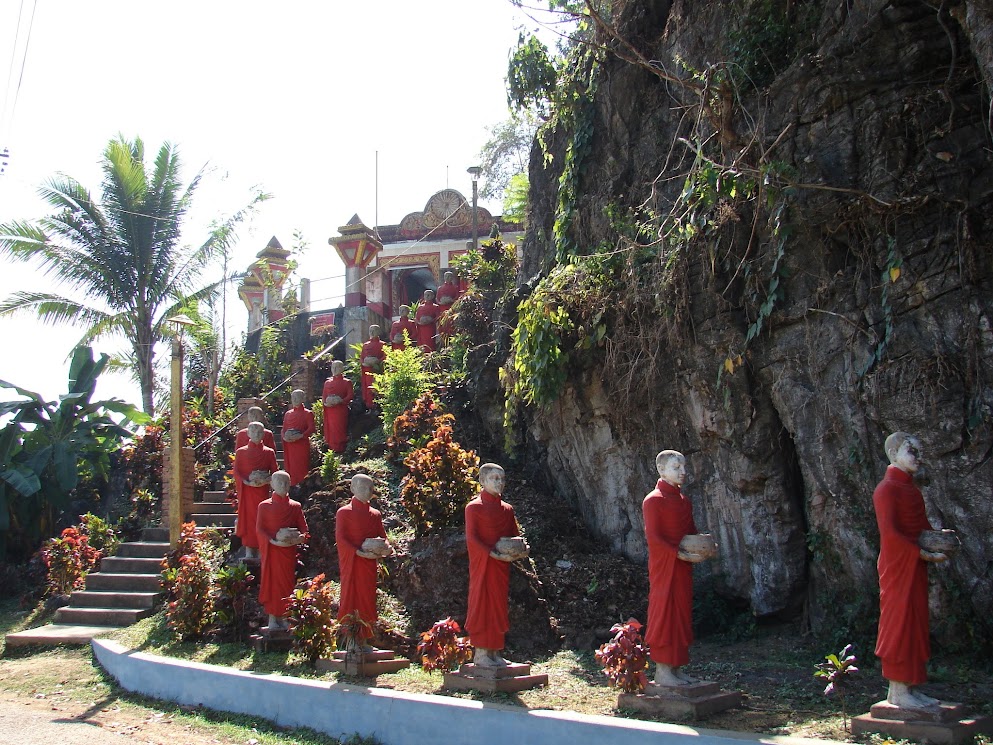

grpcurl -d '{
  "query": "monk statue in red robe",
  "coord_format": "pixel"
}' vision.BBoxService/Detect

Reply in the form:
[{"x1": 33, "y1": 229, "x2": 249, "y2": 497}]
[
  {"x1": 360, "y1": 325, "x2": 387, "y2": 411},
  {"x1": 234, "y1": 421, "x2": 278, "y2": 560},
  {"x1": 256, "y1": 470, "x2": 308, "y2": 630},
  {"x1": 874, "y1": 432, "x2": 953, "y2": 711},
  {"x1": 414, "y1": 289, "x2": 440, "y2": 351},
  {"x1": 322, "y1": 360, "x2": 353, "y2": 454},
  {"x1": 465, "y1": 462, "x2": 528, "y2": 667},
  {"x1": 643, "y1": 450, "x2": 716, "y2": 686},
  {"x1": 233, "y1": 407, "x2": 276, "y2": 513},
  {"x1": 390, "y1": 305, "x2": 416, "y2": 350},
  {"x1": 336, "y1": 474, "x2": 392, "y2": 650},
  {"x1": 436, "y1": 271, "x2": 461, "y2": 342},
  {"x1": 281, "y1": 389, "x2": 315, "y2": 487}
]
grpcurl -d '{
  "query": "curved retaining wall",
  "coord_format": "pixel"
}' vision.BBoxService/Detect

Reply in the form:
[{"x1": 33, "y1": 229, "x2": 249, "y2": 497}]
[{"x1": 93, "y1": 639, "x2": 833, "y2": 745}]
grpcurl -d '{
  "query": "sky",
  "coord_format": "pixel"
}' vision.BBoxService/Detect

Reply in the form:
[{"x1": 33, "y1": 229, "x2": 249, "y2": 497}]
[{"x1": 0, "y1": 0, "x2": 550, "y2": 408}]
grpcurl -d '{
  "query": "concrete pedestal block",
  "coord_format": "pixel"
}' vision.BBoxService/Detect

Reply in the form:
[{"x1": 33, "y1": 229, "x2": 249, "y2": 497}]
[
  {"x1": 618, "y1": 679, "x2": 741, "y2": 720},
  {"x1": 444, "y1": 662, "x2": 548, "y2": 693},
  {"x1": 316, "y1": 648, "x2": 411, "y2": 676},
  {"x1": 853, "y1": 700, "x2": 993, "y2": 744},
  {"x1": 251, "y1": 628, "x2": 294, "y2": 653}
]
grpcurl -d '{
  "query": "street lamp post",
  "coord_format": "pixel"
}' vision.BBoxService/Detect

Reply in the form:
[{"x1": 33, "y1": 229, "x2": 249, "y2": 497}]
[
  {"x1": 166, "y1": 314, "x2": 196, "y2": 548},
  {"x1": 467, "y1": 166, "x2": 481, "y2": 252}
]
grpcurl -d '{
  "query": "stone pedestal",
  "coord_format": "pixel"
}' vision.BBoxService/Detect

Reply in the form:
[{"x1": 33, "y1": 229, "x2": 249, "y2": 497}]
[
  {"x1": 617, "y1": 680, "x2": 742, "y2": 720},
  {"x1": 250, "y1": 627, "x2": 294, "y2": 653},
  {"x1": 852, "y1": 700, "x2": 993, "y2": 745},
  {"x1": 443, "y1": 662, "x2": 548, "y2": 693},
  {"x1": 316, "y1": 648, "x2": 410, "y2": 676}
]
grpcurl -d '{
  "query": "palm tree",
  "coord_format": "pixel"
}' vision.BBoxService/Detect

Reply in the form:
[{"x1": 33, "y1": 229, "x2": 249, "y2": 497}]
[{"x1": 0, "y1": 136, "x2": 267, "y2": 414}]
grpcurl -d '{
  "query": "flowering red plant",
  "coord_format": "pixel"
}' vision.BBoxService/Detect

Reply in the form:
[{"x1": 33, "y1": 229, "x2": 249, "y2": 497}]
[{"x1": 40, "y1": 526, "x2": 100, "y2": 595}]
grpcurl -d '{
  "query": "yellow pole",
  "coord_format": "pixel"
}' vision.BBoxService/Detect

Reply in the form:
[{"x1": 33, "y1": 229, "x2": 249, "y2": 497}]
[{"x1": 169, "y1": 337, "x2": 183, "y2": 548}]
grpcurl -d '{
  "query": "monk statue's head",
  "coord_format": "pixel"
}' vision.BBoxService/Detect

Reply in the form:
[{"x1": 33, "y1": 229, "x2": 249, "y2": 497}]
[
  {"x1": 444, "y1": 271, "x2": 455, "y2": 283},
  {"x1": 291, "y1": 389, "x2": 305, "y2": 407},
  {"x1": 399, "y1": 304, "x2": 411, "y2": 318},
  {"x1": 885, "y1": 432, "x2": 922, "y2": 474},
  {"x1": 271, "y1": 470, "x2": 290, "y2": 496},
  {"x1": 351, "y1": 474, "x2": 374, "y2": 503},
  {"x1": 369, "y1": 324, "x2": 380, "y2": 339},
  {"x1": 655, "y1": 450, "x2": 686, "y2": 487},
  {"x1": 247, "y1": 421, "x2": 265, "y2": 444},
  {"x1": 331, "y1": 360, "x2": 344, "y2": 377},
  {"x1": 479, "y1": 463, "x2": 506, "y2": 497},
  {"x1": 246, "y1": 405, "x2": 265, "y2": 426},
  {"x1": 423, "y1": 289, "x2": 435, "y2": 302}
]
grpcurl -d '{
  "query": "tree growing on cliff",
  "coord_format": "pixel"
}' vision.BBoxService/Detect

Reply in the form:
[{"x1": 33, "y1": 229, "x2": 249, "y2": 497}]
[{"x1": 0, "y1": 135, "x2": 268, "y2": 414}]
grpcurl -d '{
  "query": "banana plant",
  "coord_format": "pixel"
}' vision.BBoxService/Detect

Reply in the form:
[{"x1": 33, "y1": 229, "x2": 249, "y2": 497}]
[{"x1": 0, "y1": 346, "x2": 146, "y2": 559}]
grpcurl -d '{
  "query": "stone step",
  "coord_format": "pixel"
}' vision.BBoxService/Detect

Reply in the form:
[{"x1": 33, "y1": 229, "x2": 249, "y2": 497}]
[
  {"x1": 187, "y1": 513, "x2": 237, "y2": 528},
  {"x1": 117, "y1": 541, "x2": 170, "y2": 559},
  {"x1": 70, "y1": 590, "x2": 161, "y2": 609},
  {"x1": 142, "y1": 527, "x2": 169, "y2": 542},
  {"x1": 84, "y1": 572, "x2": 162, "y2": 592},
  {"x1": 202, "y1": 490, "x2": 228, "y2": 503},
  {"x1": 4, "y1": 624, "x2": 116, "y2": 648},
  {"x1": 189, "y1": 501, "x2": 234, "y2": 515},
  {"x1": 98, "y1": 556, "x2": 164, "y2": 574},
  {"x1": 54, "y1": 606, "x2": 154, "y2": 626}
]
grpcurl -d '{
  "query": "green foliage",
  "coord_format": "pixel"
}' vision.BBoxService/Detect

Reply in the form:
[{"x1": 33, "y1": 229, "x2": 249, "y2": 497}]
[
  {"x1": 0, "y1": 346, "x2": 144, "y2": 560},
  {"x1": 814, "y1": 643, "x2": 859, "y2": 730},
  {"x1": 451, "y1": 236, "x2": 519, "y2": 297},
  {"x1": 212, "y1": 562, "x2": 254, "y2": 639},
  {"x1": 40, "y1": 526, "x2": 100, "y2": 595},
  {"x1": 0, "y1": 135, "x2": 268, "y2": 414},
  {"x1": 78, "y1": 512, "x2": 120, "y2": 556},
  {"x1": 372, "y1": 343, "x2": 432, "y2": 435},
  {"x1": 595, "y1": 618, "x2": 649, "y2": 693},
  {"x1": 859, "y1": 237, "x2": 900, "y2": 377},
  {"x1": 387, "y1": 393, "x2": 454, "y2": 462},
  {"x1": 477, "y1": 113, "x2": 539, "y2": 203},
  {"x1": 507, "y1": 33, "x2": 557, "y2": 117},
  {"x1": 416, "y1": 617, "x2": 473, "y2": 673},
  {"x1": 729, "y1": 0, "x2": 819, "y2": 90},
  {"x1": 286, "y1": 573, "x2": 338, "y2": 664},
  {"x1": 320, "y1": 450, "x2": 340, "y2": 485},
  {"x1": 219, "y1": 316, "x2": 294, "y2": 413},
  {"x1": 399, "y1": 425, "x2": 480, "y2": 537},
  {"x1": 502, "y1": 172, "x2": 530, "y2": 223},
  {"x1": 160, "y1": 522, "x2": 229, "y2": 641}
]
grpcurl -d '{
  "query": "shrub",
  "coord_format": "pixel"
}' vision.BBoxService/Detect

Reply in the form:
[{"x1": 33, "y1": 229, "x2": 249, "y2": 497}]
[
  {"x1": 286, "y1": 573, "x2": 338, "y2": 664},
  {"x1": 815, "y1": 643, "x2": 859, "y2": 730},
  {"x1": 160, "y1": 522, "x2": 229, "y2": 641},
  {"x1": 321, "y1": 450, "x2": 341, "y2": 485},
  {"x1": 78, "y1": 512, "x2": 120, "y2": 557},
  {"x1": 213, "y1": 562, "x2": 254, "y2": 640},
  {"x1": 416, "y1": 617, "x2": 473, "y2": 673},
  {"x1": 595, "y1": 618, "x2": 649, "y2": 693},
  {"x1": 372, "y1": 343, "x2": 432, "y2": 434},
  {"x1": 399, "y1": 425, "x2": 479, "y2": 536},
  {"x1": 338, "y1": 609, "x2": 373, "y2": 652},
  {"x1": 40, "y1": 526, "x2": 100, "y2": 596},
  {"x1": 387, "y1": 393, "x2": 453, "y2": 462}
]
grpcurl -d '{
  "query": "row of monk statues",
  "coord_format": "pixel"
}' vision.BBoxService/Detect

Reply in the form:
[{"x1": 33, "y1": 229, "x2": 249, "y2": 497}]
[{"x1": 233, "y1": 402, "x2": 958, "y2": 712}]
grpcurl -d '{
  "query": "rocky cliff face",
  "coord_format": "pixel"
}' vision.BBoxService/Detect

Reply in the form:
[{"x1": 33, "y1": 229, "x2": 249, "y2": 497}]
[{"x1": 508, "y1": 0, "x2": 992, "y2": 640}]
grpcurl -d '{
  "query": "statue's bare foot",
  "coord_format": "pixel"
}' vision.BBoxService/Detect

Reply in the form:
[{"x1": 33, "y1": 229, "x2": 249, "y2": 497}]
[
  {"x1": 913, "y1": 688, "x2": 941, "y2": 706},
  {"x1": 654, "y1": 664, "x2": 687, "y2": 686},
  {"x1": 473, "y1": 648, "x2": 495, "y2": 666},
  {"x1": 675, "y1": 668, "x2": 698, "y2": 684},
  {"x1": 887, "y1": 682, "x2": 939, "y2": 710},
  {"x1": 489, "y1": 652, "x2": 509, "y2": 667}
]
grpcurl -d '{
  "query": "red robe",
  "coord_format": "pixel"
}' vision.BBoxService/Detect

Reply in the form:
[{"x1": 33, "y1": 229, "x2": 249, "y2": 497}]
[
  {"x1": 390, "y1": 317, "x2": 417, "y2": 350},
  {"x1": 465, "y1": 490, "x2": 520, "y2": 650},
  {"x1": 281, "y1": 404, "x2": 315, "y2": 486},
  {"x1": 256, "y1": 492, "x2": 308, "y2": 617},
  {"x1": 322, "y1": 374, "x2": 353, "y2": 453},
  {"x1": 436, "y1": 281, "x2": 461, "y2": 339},
  {"x1": 414, "y1": 300, "x2": 440, "y2": 351},
  {"x1": 335, "y1": 497, "x2": 386, "y2": 639},
  {"x1": 643, "y1": 479, "x2": 698, "y2": 666},
  {"x1": 874, "y1": 465, "x2": 933, "y2": 685},
  {"x1": 234, "y1": 441, "x2": 278, "y2": 549},
  {"x1": 233, "y1": 427, "x2": 276, "y2": 504},
  {"x1": 360, "y1": 336, "x2": 387, "y2": 409}
]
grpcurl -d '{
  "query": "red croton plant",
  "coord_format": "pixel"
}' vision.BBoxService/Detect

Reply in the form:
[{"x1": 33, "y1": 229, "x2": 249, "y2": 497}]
[
  {"x1": 416, "y1": 617, "x2": 473, "y2": 673},
  {"x1": 595, "y1": 617, "x2": 650, "y2": 693}
]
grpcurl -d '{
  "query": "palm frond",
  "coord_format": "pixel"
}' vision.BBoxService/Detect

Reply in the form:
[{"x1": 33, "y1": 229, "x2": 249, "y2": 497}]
[{"x1": 0, "y1": 292, "x2": 110, "y2": 328}]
